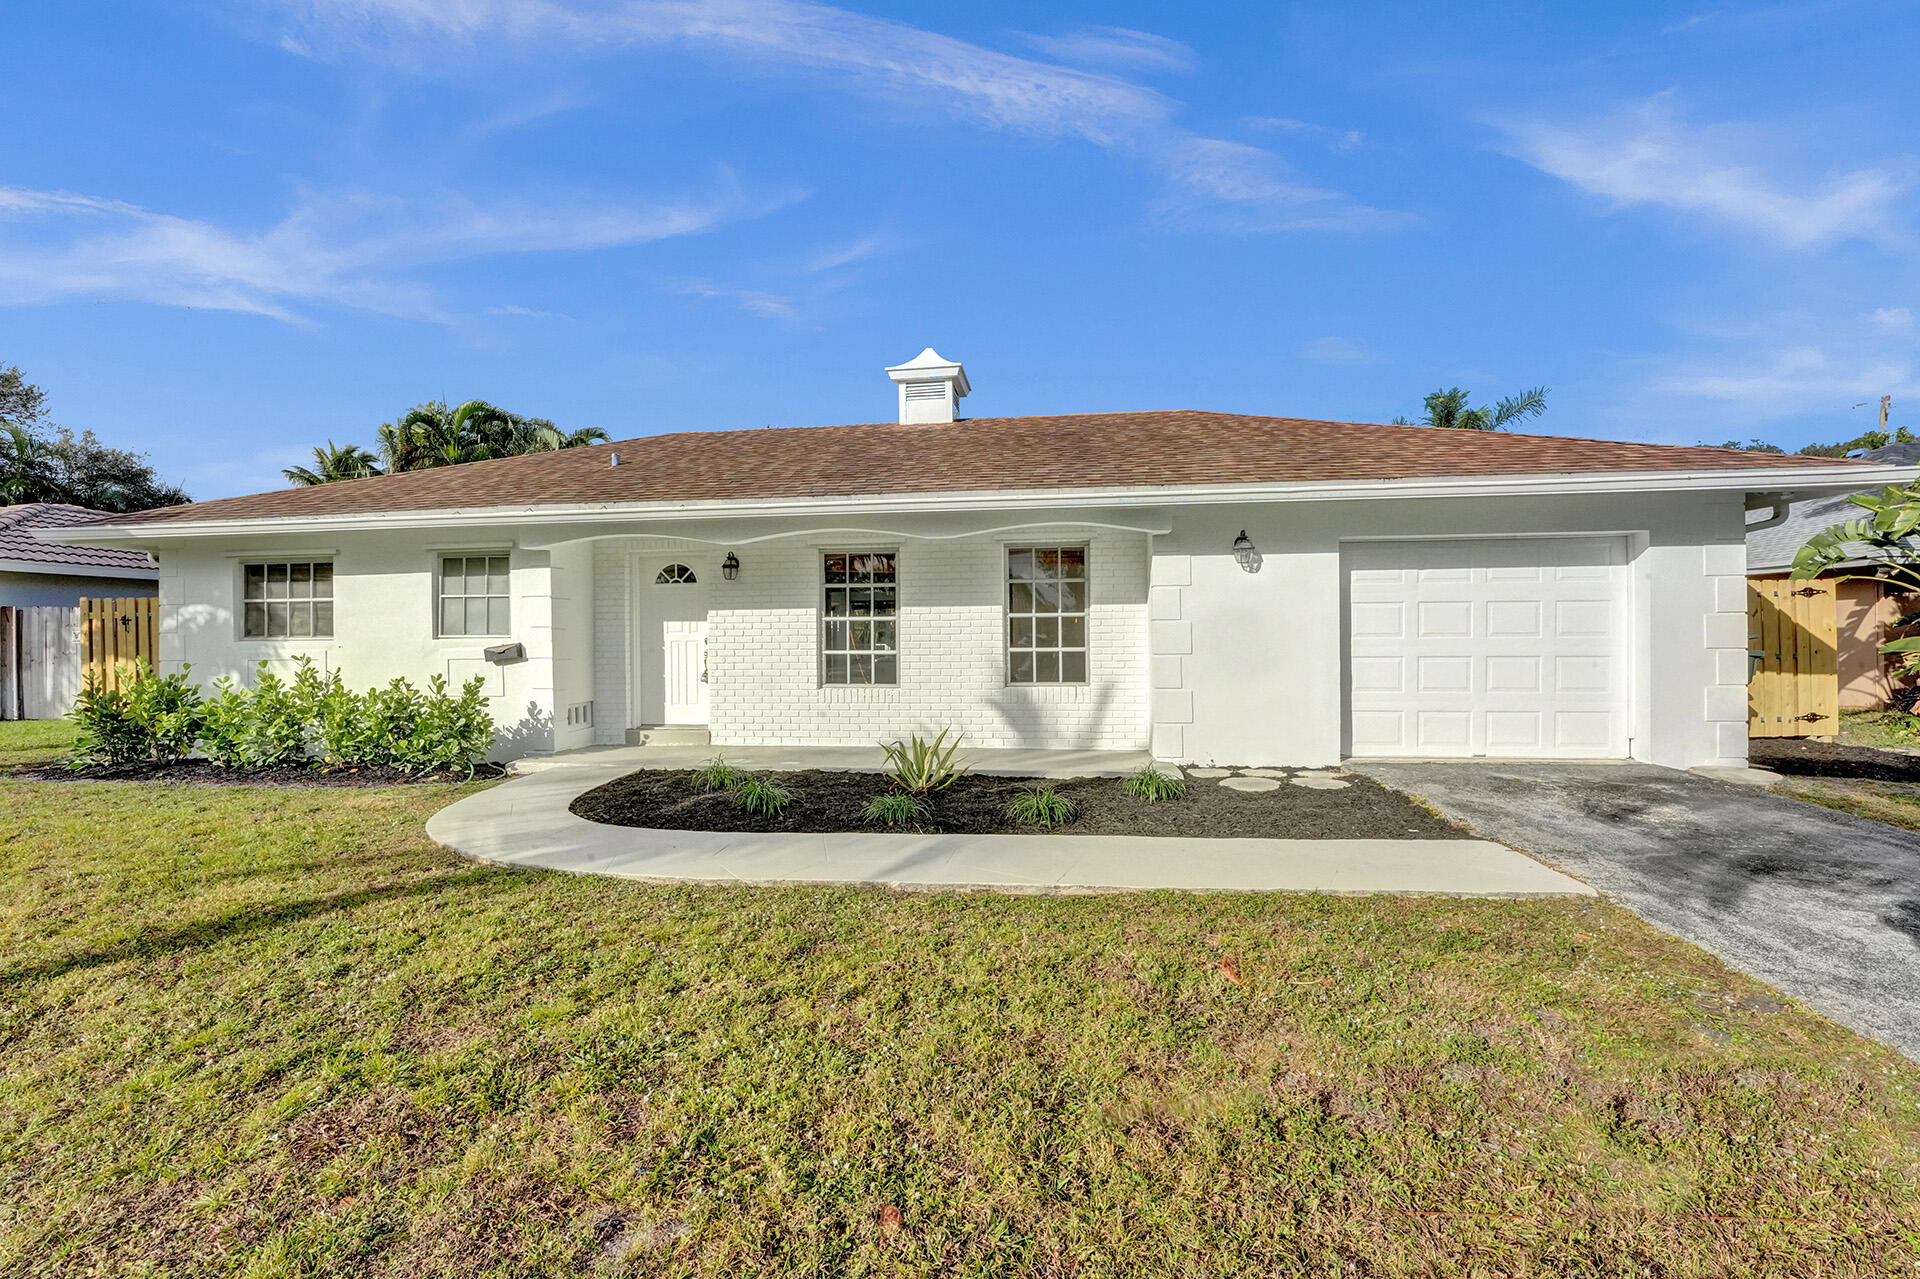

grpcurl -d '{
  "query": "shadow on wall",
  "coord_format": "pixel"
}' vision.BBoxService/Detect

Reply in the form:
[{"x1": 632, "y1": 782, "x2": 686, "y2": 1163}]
[
  {"x1": 494, "y1": 701, "x2": 555, "y2": 761},
  {"x1": 982, "y1": 679, "x2": 1127, "y2": 751}
]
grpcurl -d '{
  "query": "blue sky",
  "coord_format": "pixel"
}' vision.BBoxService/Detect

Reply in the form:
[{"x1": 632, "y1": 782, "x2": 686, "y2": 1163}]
[{"x1": 1, "y1": 0, "x2": 1915, "y2": 499}]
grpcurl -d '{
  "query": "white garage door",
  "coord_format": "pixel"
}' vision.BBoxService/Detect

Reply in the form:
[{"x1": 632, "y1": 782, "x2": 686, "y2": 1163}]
[{"x1": 1344, "y1": 537, "x2": 1631, "y2": 759}]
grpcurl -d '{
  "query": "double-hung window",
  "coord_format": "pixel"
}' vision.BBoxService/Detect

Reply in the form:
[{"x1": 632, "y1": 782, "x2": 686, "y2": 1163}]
[
  {"x1": 242, "y1": 561, "x2": 333, "y2": 638},
  {"x1": 822, "y1": 551, "x2": 897, "y2": 684},
  {"x1": 1007, "y1": 546, "x2": 1087, "y2": 683},
  {"x1": 439, "y1": 555, "x2": 510, "y2": 637}
]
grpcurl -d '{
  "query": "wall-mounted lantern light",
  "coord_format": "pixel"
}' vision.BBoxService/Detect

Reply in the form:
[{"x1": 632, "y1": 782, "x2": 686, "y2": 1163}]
[
  {"x1": 721, "y1": 551, "x2": 741, "y2": 581},
  {"x1": 1232, "y1": 530, "x2": 1261, "y2": 573}
]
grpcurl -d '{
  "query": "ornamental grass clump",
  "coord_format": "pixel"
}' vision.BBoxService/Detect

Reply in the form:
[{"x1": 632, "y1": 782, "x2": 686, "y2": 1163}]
[
  {"x1": 734, "y1": 776, "x2": 793, "y2": 817},
  {"x1": 879, "y1": 729, "x2": 970, "y2": 795},
  {"x1": 861, "y1": 791, "x2": 930, "y2": 828},
  {"x1": 1122, "y1": 764, "x2": 1188, "y2": 802},
  {"x1": 691, "y1": 756, "x2": 749, "y2": 794},
  {"x1": 1008, "y1": 784, "x2": 1075, "y2": 830}
]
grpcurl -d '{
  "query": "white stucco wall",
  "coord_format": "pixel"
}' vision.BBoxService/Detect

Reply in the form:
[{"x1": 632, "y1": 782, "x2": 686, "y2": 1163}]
[
  {"x1": 589, "y1": 527, "x2": 1153, "y2": 750},
  {"x1": 155, "y1": 530, "x2": 564, "y2": 759},
  {"x1": 0, "y1": 570, "x2": 156, "y2": 609},
  {"x1": 140, "y1": 485, "x2": 1748, "y2": 769},
  {"x1": 1147, "y1": 491, "x2": 1749, "y2": 769}
]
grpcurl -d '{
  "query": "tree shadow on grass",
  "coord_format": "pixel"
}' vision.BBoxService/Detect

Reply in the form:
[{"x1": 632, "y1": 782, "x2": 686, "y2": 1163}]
[{"x1": 0, "y1": 865, "x2": 519, "y2": 990}]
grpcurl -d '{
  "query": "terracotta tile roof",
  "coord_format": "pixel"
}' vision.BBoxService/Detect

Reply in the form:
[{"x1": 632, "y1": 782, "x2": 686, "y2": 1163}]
[
  {"x1": 0, "y1": 504, "x2": 158, "y2": 571},
  {"x1": 99, "y1": 411, "x2": 1866, "y2": 528}
]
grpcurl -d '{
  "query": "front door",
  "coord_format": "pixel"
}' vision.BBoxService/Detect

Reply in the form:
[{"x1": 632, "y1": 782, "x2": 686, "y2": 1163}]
[{"x1": 638, "y1": 560, "x2": 710, "y2": 726}]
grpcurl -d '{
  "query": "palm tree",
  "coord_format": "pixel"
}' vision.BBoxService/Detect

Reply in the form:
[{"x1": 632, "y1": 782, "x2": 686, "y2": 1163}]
[
  {"x1": 1395, "y1": 386, "x2": 1550, "y2": 431},
  {"x1": 515, "y1": 419, "x2": 609, "y2": 452},
  {"x1": 284, "y1": 440, "x2": 382, "y2": 486},
  {"x1": 1, "y1": 423, "x2": 63, "y2": 503}
]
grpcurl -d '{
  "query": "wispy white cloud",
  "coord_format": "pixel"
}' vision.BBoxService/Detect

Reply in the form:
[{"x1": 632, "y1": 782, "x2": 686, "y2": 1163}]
[
  {"x1": 1013, "y1": 25, "x2": 1196, "y2": 75},
  {"x1": 665, "y1": 277, "x2": 798, "y2": 319},
  {"x1": 262, "y1": 0, "x2": 1400, "y2": 234},
  {"x1": 1496, "y1": 95, "x2": 1909, "y2": 249},
  {"x1": 799, "y1": 226, "x2": 906, "y2": 274},
  {"x1": 1299, "y1": 336, "x2": 1382, "y2": 365},
  {"x1": 1247, "y1": 117, "x2": 1367, "y2": 154},
  {"x1": 0, "y1": 177, "x2": 789, "y2": 322}
]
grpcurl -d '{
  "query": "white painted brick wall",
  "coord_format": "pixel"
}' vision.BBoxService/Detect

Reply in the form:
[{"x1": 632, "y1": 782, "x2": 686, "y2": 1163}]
[{"x1": 591, "y1": 529, "x2": 1151, "y2": 750}]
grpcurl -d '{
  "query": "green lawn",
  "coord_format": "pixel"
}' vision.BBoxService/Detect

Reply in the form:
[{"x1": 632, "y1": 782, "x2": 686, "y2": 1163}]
[
  {"x1": 2, "y1": 725, "x2": 1918, "y2": 1275},
  {"x1": 1774, "y1": 777, "x2": 1920, "y2": 831},
  {"x1": 1839, "y1": 709, "x2": 1920, "y2": 752},
  {"x1": 0, "y1": 717, "x2": 77, "y2": 769}
]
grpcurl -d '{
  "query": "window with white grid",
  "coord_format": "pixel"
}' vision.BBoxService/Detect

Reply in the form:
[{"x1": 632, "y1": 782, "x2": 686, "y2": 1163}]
[
  {"x1": 241, "y1": 561, "x2": 334, "y2": 638},
  {"x1": 438, "y1": 555, "x2": 510, "y2": 637},
  {"x1": 822, "y1": 551, "x2": 897, "y2": 685},
  {"x1": 1006, "y1": 546, "x2": 1087, "y2": 684}
]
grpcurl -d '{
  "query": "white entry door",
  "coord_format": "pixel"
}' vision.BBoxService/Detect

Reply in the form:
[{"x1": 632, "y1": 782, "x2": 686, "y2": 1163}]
[
  {"x1": 1344, "y1": 537, "x2": 1631, "y2": 759},
  {"x1": 637, "y1": 561, "x2": 710, "y2": 726}
]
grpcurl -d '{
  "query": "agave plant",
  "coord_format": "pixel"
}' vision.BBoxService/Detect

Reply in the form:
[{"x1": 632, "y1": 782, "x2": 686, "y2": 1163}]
[
  {"x1": 1792, "y1": 479, "x2": 1920, "y2": 667},
  {"x1": 879, "y1": 729, "x2": 971, "y2": 794}
]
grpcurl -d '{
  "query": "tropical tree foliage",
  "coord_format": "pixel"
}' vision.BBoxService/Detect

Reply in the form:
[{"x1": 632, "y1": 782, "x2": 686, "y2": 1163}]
[
  {"x1": 288, "y1": 399, "x2": 609, "y2": 484},
  {"x1": 283, "y1": 441, "x2": 382, "y2": 486},
  {"x1": 1, "y1": 364, "x2": 190, "y2": 511},
  {"x1": 1792, "y1": 481, "x2": 1920, "y2": 681},
  {"x1": 1392, "y1": 386, "x2": 1550, "y2": 431}
]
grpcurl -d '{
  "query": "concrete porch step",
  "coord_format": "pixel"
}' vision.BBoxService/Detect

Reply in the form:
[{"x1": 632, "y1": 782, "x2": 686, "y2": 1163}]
[{"x1": 625, "y1": 725, "x2": 712, "y2": 748}]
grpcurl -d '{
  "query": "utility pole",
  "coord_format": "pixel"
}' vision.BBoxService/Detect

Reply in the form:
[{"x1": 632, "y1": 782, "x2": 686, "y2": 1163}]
[{"x1": 1880, "y1": 394, "x2": 1892, "y2": 433}]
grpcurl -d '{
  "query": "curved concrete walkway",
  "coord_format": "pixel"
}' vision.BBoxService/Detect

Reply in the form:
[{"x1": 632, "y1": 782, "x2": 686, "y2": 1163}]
[{"x1": 428, "y1": 758, "x2": 1593, "y2": 896}]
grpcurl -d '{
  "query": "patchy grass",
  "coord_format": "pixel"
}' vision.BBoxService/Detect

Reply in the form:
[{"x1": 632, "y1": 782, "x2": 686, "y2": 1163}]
[
  {"x1": 2, "y1": 779, "x2": 1918, "y2": 1276},
  {"x1": 1775, "y1": 777, "x2": 1920, "y2": 832},
  {"x1": 0, "y1": 718, "x2": 77, "y2": 770},
  {"x1": 1839, "y1": 709, "x2": 1920, "y2": 752}
]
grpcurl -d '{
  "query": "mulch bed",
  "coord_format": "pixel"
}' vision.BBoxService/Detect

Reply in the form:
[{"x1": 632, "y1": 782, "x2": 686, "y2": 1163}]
[
  {"x1": 1750, "y1": 736, "x2": 1920, "y2": 784},
  {"x1": 7, "y1": 760, "x2": 505, "y2": 788},
  {"x1": 569, "y1": 768, "x2": 1471, "y2": 839}
]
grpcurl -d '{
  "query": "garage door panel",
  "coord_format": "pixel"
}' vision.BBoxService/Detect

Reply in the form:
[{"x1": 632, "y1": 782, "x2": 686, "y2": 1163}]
[{"x1": 1346, "y1": 537, "x2": 1630, "y2": 759}]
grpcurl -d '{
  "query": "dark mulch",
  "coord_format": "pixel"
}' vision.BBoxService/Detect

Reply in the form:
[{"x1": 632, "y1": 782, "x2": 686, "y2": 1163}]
[
  {"x1": 1751, "y1": 736, "x2": 1920, "y2": 784},
  {"x1": 569, "y1": 768, "x2": 1471, "y2": 839},
  {"x1": 8, "y1": 759, "x2": 505, "y2": 788}
]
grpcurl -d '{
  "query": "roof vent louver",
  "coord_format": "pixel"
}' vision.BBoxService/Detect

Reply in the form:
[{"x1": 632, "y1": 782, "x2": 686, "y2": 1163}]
[{"x1": 884, "y1": 348, "x2": 970, "y2": 424}]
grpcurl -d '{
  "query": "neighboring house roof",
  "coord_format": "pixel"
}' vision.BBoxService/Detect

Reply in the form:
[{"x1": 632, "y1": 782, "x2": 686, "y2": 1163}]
[
  {"x1": 79, "y1": 411, "x2": 1869, "y2": 530},
  {"x1": 0, "y1": 504, "x2": 157, "y2": 573},
  {"x1": 1747, "y1": 443, "x2": 1920, "y2": 574}
]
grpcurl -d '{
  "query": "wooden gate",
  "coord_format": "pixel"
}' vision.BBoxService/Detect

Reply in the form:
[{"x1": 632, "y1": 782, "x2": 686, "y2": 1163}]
[
  {"x1": 1748, "y1": 577, "x2": 1839, "y2": 738},
  {"x1": 79, "y1": 596, "x2": 159, "y2": 694}
]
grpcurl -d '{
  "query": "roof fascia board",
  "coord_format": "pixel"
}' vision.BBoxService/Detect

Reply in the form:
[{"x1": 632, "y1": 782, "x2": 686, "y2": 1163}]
[{"x1": 50, "y1": 464, "x2": 1920, "y2": 544}]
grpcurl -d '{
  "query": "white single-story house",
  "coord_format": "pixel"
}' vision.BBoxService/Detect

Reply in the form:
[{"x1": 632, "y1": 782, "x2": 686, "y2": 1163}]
[
  {"x1": 1, "y1": 503, "x2": 159, "y2": 608},
  {"x1": 50, "y1": 351, "x2": 1912, "y2": 768}
]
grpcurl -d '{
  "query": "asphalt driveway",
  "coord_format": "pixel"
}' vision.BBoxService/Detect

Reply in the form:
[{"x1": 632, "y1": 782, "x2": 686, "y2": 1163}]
[{"x1": 1352, "y1": 760, "x2": 1920, "y2": 1059}]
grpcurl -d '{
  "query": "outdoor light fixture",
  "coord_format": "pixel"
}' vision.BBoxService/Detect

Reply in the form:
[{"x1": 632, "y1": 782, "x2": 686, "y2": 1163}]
[
  {"x1": 722, "y1": 551, "x2": 740, "y2": 581},
  {"x1": 1232, "y1": 530, "x2": 1261, "y2": 573}
]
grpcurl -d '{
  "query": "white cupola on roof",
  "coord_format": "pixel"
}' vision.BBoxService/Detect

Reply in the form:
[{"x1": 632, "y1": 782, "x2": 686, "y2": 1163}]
[{"x1": 885, "y1": 347, "x2": 970, "y2": 424}]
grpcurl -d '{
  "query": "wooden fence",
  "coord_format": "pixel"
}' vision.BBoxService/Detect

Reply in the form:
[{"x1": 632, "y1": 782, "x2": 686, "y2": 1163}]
[
  {"x1": 0, "y1": 605, "x2": 81, "y2": 719},
  {"x1": 0, "y1": 597, "x2": 157, "y2": 719},
  {"x1": 1748, "y1": 577, "x2": 1839, "y2": 738},
  {"x1": 79, "y1": 596, "x2": 159, "y2": 695}
]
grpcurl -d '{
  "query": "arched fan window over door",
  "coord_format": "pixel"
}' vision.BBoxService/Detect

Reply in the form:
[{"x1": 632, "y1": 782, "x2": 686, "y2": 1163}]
[{"x1": 654, "y1": 563, "x2": 697, "y2": 585}]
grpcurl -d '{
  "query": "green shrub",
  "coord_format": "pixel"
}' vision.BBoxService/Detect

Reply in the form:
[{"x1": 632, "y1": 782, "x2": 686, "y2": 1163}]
[
  {"x1": 67, "y1": 660, "x2": 203, "y2": 767},
  {"x1": 66, "y1": 679, "x2": 143, "y2": 768},
  {"x1": 67, "y1": 658, "x2": 495, "y2": 775},
  {"x1": 734, "y1": 776, "x2": 793, "y2": 817},
  {"x1": 245, "y1": 663, "x2": 310, "y2": 766},
  {"x1": 880, "y1": 729, "x2": 971, "y2": 794},
  {"x1": 1121, "y1": 765, "x2": 1187, "y2": 802},
  {"x1": 198, "y1": 676, "x2": 253, "y2": 767},
  {"x1": 1008, "y1": 785, "x2": 1075, "y2": 830},
  {"x1": 692, "y1": 756, "x2": 748, "y2": 793},
  {"x1": 861, "y1": 791, "x2": 930, "y2": 827}
]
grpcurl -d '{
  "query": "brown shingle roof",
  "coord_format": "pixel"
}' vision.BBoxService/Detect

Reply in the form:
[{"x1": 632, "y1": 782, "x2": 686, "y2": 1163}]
[
  {"x1": 0, "y1": 504, "x2": 158, "y2": 570},
  {"x1": 102, "y1": 411, "x2": 1864, "y2": 527}
]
